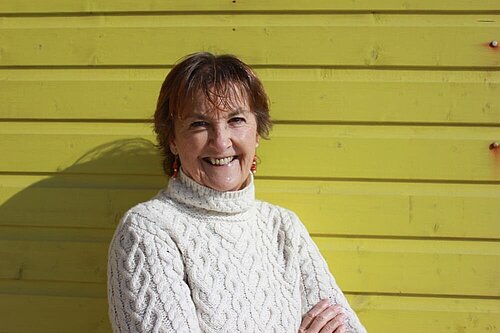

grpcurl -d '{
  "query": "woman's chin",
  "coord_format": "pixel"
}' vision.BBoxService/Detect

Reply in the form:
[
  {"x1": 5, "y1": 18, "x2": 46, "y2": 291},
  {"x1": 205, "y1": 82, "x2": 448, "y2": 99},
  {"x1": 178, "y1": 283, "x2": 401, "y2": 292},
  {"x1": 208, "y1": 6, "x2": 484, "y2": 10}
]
[{"x1": 203, "y1": 172, "x2": 249, "y2": 192}]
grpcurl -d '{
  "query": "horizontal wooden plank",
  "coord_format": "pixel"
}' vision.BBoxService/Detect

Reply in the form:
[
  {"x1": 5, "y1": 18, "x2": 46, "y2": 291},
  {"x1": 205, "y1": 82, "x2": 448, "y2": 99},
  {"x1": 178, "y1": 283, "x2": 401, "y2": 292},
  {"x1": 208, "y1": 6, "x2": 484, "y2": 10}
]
[
  {"x1": 1, "y1": 68, "x2": 499, "y2": 124},
  {"x1": 1, "y1": 236, "x2": 498, "y2": 296},
  {"x1": 0, "y1": 174, "x2": 164, "y2": 228},
  {"x1": 1, "y1": 15, "x2": 499, "y2": 67},
  {"x1": 258, "y1": 180, "x2": 500, "y2": 239},
  {"x1": 0, "y1": 124, "x2": 162, "y2": 174},
  {"x1": 3, "y1": 14, "x2": 499, "y2": 28},
  {"x1": 351, "y1": 294, "x2": 500, "y2": 333},
  {"x1": 0, "y1": 294, "x2": 110, "y2": 333},
  {"x1": 1, "y1": 175, "x2": 499, "y2": 239},
  {"x1": 0, "y1": 292, "x2": 499, "y2": 333},
  {"x1": 0, "y1": 226, "x2": 114, "y2": 243},
  {"x1": 0, "y1": 279, "x2": 106, "y2": 298},
  {"x1": 318, "y1": 238, "x2": 500, "y2": 297},
  {"x1": 0, "y1": 181, "x2": 160, "y2": 230},
  {"x1": 1, "y1": 122, "x2": 499, "y2": 181},
  {"x1": 1, "y1": 239, "x2": 109, "y2": 283},
  {"x1": 1, "y1": 0, "x2": 499, "y2": 13},
  {"x1": 260, "y1": 125, "x2": 500, "y2": 181}
]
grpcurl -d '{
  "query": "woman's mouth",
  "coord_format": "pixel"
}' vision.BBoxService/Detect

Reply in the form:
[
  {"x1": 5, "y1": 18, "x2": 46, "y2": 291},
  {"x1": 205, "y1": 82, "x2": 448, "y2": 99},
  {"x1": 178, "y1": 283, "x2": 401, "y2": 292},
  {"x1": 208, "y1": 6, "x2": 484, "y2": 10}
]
[{"x1": 204, "y1": 156, "x2": 237, "y2": 166}]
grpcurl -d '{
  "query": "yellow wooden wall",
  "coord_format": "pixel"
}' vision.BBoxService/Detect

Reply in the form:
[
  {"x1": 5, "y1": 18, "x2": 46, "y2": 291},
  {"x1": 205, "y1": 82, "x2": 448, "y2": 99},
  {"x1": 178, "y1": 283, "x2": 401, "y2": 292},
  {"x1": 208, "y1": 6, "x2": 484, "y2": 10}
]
[{"x1": 1, "y1": 1, "x2": 499, "y2": 332}]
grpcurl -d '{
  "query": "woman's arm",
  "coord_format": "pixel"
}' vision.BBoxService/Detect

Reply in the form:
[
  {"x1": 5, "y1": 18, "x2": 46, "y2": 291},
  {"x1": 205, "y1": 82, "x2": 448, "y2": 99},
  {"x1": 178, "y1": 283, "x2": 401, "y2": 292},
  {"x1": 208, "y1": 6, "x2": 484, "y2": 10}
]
[
  {"x1": 290, "y1": 212, "x2": 366, "y2": 333},
  {"x1": 107, "y1": 212, "x2": 201, "y2": 333}
]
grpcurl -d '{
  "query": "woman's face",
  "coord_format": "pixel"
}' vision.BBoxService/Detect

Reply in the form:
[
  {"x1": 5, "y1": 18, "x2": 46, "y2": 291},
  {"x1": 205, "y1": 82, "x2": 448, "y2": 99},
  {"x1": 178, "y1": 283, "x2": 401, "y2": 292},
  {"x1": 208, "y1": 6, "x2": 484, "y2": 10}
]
[{"x1": 169, "y1": 94, "x2": 259, "y2": 192}]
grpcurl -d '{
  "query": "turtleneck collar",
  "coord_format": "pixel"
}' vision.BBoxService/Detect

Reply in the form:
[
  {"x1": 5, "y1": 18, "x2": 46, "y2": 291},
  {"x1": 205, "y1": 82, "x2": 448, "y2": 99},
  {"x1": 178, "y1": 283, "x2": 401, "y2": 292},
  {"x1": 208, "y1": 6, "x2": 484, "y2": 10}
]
[{"x1": 164, "y1": 168, "x2": 255, "y2": 214}]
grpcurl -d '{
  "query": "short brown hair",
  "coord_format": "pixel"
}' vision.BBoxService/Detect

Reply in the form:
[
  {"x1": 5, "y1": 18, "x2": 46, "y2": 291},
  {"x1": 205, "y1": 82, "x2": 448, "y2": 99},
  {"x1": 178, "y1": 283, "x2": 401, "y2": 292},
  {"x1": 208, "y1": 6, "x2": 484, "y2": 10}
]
[{"x1": 153, "y1": 52, "x2": 272, "y2": 175}]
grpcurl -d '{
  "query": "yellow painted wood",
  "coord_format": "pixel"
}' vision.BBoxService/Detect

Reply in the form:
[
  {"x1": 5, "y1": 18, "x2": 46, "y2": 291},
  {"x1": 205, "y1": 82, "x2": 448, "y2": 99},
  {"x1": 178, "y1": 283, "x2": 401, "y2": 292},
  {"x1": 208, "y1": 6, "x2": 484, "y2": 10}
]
[
  {"x1": 1, "y1": 15, "x2": 499, "y2": 67},
  {"x1": 0, "y1": 293, "x2": 499, "y2": 333},
  {"x1": 349, "y1": 294, "x2": 500, "y2": 333},
  {"x1": 1, "y1": 69, "x2": 499, "y2": 124},
  {"x1": 267, "y1": 80, "x2": 500, "y2": 125},
  {"x1": 3, "y1": 279, "x2": 500, "y2": 332},
  {"x1": 0, "y1": 294, "x2": 110, "y2": 333},
  {"x1": 1, "y1": 0, "x2": 499, "y2": 13},
  {"x1": 257, "y1": 180, "x2": 500, "y2": 239},
  {"x1": 1, "y1": 122, "x2": 499, "y2": 181},
  {"x1": 1, "y1": 239, "x2": 108, "y2": 283},
  {"x1": 0, "y1": 280, "x2": 106, "y2": 298},
  {"x1": 1, "y1": 176, "x2": 499, "y2": 239},
  {"x1": 0, "y1": 125, "x2": 162, "y2": 175},
  {"x1": 0, "y1": 4, "x2": 498, "y2": 332},
  {"x1": 0, "y1": 226, "x2": 114, "y2": 243},
  {"x1": 0, "y1": 180, "x2": 160, "y2": 229},
  {"x1": 0, "y1": 173, "x2": 165, "y2": 229},
  {"x1": 3, "y1": 14, "x2": 498, "y2": 28},
  {"x1": 2, "y1": 236, "x2": 498, "y2": 296},
  {"x1": 260, "y1": 124, "x2": 500, "y2": 181},
  {"x1": 317, "y1": 238, "x2": 500, "y2": 297}
]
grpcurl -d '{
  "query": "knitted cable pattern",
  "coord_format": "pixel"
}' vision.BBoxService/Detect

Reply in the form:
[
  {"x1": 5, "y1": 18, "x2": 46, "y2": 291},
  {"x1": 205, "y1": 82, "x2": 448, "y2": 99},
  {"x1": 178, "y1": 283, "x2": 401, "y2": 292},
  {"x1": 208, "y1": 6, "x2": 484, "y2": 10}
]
[{"x1": 107, "y1": 169, "x2": 366, "y2": 333}]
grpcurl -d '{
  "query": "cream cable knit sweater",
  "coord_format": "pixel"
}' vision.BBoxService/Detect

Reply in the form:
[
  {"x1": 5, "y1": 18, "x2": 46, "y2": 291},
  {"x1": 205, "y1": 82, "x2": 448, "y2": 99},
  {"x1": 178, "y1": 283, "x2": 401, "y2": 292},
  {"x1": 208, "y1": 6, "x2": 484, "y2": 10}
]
[{"x1": 107, "y1": 170, "x2": 366, "y2": 333}]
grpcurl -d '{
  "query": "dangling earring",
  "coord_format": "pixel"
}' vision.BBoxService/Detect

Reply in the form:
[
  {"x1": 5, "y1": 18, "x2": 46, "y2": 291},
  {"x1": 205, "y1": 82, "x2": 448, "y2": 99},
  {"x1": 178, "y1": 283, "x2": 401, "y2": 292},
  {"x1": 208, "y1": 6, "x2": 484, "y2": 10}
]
[
  {"x1": 172, "y1": 155, "x2": 179, "y2": 178},
  {"x1": 251, "y1": 155, "x2": 257, "y2": 175}
]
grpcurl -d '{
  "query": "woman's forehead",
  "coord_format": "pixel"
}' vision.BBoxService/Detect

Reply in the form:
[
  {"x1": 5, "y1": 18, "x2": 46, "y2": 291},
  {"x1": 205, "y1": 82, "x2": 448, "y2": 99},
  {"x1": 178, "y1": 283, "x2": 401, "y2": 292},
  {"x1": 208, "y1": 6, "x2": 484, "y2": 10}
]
[{"x1": 180, "y1": 91, "x2": 251, "y2": 119}]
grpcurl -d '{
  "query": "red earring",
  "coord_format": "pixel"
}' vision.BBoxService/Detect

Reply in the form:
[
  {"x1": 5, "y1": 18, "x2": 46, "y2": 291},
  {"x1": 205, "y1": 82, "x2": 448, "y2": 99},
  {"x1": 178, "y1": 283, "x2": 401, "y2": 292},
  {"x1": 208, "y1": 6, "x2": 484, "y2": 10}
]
[
  {"x1": 172, "y1": 155, "x2": 179, "y2": 178},
  {"x1": 251, "y1": 155, "x2": 257, "y2": 175}
]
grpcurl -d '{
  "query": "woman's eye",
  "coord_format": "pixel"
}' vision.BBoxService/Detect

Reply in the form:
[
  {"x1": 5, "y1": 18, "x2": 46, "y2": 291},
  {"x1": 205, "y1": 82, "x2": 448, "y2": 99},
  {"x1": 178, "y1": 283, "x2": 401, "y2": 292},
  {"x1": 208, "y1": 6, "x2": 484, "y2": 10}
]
[
  {"x1": 190, "y1": 121, "x2": 208, "y2": 128},
  {"x1": 229, "y1": 117, "x2": 246, "y2": 124}
]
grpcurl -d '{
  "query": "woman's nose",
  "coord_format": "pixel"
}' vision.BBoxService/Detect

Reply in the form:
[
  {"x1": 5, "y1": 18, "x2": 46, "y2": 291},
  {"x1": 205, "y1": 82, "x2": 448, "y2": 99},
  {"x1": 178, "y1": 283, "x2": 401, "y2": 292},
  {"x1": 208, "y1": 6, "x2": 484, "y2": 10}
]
[{"x1": 210, "y1": 124, "x2": 231, "y2": 150}]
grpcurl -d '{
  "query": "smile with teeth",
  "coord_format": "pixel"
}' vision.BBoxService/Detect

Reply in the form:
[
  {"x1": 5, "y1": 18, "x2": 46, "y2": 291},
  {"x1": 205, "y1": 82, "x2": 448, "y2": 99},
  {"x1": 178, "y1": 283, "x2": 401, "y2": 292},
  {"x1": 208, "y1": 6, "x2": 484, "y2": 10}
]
[{"x1": 206, "y1": 156, "x2": 237, "y2": 166}]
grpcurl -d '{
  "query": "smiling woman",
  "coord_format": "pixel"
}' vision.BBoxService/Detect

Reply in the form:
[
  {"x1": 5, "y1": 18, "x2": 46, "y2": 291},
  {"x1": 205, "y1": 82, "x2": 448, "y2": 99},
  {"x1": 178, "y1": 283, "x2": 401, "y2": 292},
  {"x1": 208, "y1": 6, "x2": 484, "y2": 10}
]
[
  {"x1": 153, "y1": 52, "x2": 272, "y2": 180},
  {"x1": 169, "y1": 97, "x2": 259, "y2": 192},
  {"x1": 107, "y1": 52, "x2": 366, "y2": 333}
]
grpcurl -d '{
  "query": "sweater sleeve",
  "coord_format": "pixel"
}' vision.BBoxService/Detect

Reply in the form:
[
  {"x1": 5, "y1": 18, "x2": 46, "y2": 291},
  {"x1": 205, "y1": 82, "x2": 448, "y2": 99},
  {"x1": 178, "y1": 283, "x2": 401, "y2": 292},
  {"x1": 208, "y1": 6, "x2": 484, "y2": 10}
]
[
  {"x1": 107, "y1": 212, "x2": 201, "y2": 333},
  {"x1": 291, "y1": 212, "x2": 367, "y2": 333}
]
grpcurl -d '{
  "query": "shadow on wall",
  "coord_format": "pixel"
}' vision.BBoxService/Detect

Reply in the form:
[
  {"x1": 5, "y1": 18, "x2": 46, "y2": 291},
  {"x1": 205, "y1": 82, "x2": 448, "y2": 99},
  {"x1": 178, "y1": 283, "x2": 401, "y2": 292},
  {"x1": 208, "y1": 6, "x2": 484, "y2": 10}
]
[
  {"x1": 0, "y1": 138, "x2": 167, "y2": 333},
  {"x1": 71, "y1": 137, "x2": 164, "y2": 175}
]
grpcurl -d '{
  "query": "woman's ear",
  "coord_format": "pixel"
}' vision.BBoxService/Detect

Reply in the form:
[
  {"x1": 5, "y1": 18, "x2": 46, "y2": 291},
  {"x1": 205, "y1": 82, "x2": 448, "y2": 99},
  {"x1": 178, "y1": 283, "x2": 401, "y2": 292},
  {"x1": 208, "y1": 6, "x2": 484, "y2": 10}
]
[
  {"x1": 256, "y1": 134, "x2": 260, "y2": 148},
  {"x1": 169, "y1": 140, "x2": 178, "y2": 155}
]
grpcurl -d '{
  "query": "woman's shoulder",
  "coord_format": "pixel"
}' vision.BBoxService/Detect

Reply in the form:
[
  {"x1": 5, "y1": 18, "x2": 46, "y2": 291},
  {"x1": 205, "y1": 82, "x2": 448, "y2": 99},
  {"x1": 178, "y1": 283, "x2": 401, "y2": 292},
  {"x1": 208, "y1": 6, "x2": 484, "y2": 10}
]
[
  {"x1": 255, "y1": 199, "x2": 300, "y2": 220},
  {"x1": 254, "y1": 199, "x2": 305, "y2": 233},
  {"x1": 113, "y1": 190, "x2": 182, "y2": 238},
  {"x1": 108, "y1": 194, "x2": 185, "y2": 264}
]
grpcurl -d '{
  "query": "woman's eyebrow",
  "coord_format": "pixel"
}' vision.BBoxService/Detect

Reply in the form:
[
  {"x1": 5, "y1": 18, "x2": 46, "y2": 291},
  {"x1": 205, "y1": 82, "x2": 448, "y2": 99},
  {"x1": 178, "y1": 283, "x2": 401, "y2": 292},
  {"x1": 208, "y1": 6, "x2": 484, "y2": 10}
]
[
  {"x1": 184, "y1": 112, "x2": 210, "y2": 121},
  {"x1": 227, "y1": 109, "x2": 245, "y2": 117},
  {"x1": 185, "y1": 109, "x2": 247, "y2": 121}
]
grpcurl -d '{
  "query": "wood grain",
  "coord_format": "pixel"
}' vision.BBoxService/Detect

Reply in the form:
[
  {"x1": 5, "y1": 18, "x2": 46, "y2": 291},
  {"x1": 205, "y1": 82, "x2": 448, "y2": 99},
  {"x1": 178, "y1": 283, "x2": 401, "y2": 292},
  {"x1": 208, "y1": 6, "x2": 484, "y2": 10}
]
[
  {"x1": 1, "y1": 69, "x2": 498, "y2": 124},
  {"x1": 1, "y1": 0, "x2": 499, "y2": 13},
  {"x1": 0, "y1": 292, "x2": 498, "y2": 333},
  {"x1": 1, "y1": 235, "x2": 498, "y2": 297},
  {"x1": 1, "y1": 176, "x2": 498, "y2": 239},
  {"x1": 1, "y1": 15, "x2": 498, "y2": 67},
  {"x1": 2, "y1": 122, "x2": 499, "y2": 181}
]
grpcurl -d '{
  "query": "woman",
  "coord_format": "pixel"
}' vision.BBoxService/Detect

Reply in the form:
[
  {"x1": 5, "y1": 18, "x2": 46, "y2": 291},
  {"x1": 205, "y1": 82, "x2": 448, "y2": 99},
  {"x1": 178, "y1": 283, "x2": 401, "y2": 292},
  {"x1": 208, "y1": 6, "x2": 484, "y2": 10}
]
[{"x1": 107, "y1": 52, "x2": 366, "y2": 333}]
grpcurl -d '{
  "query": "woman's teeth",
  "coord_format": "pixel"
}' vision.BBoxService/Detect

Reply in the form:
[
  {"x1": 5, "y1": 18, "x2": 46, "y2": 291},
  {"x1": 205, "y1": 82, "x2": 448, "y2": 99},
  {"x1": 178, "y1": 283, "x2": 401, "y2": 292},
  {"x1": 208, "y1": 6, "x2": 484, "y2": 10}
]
[{"x1": 208, "y1": 156, "x2": 235, "y2": 166}]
